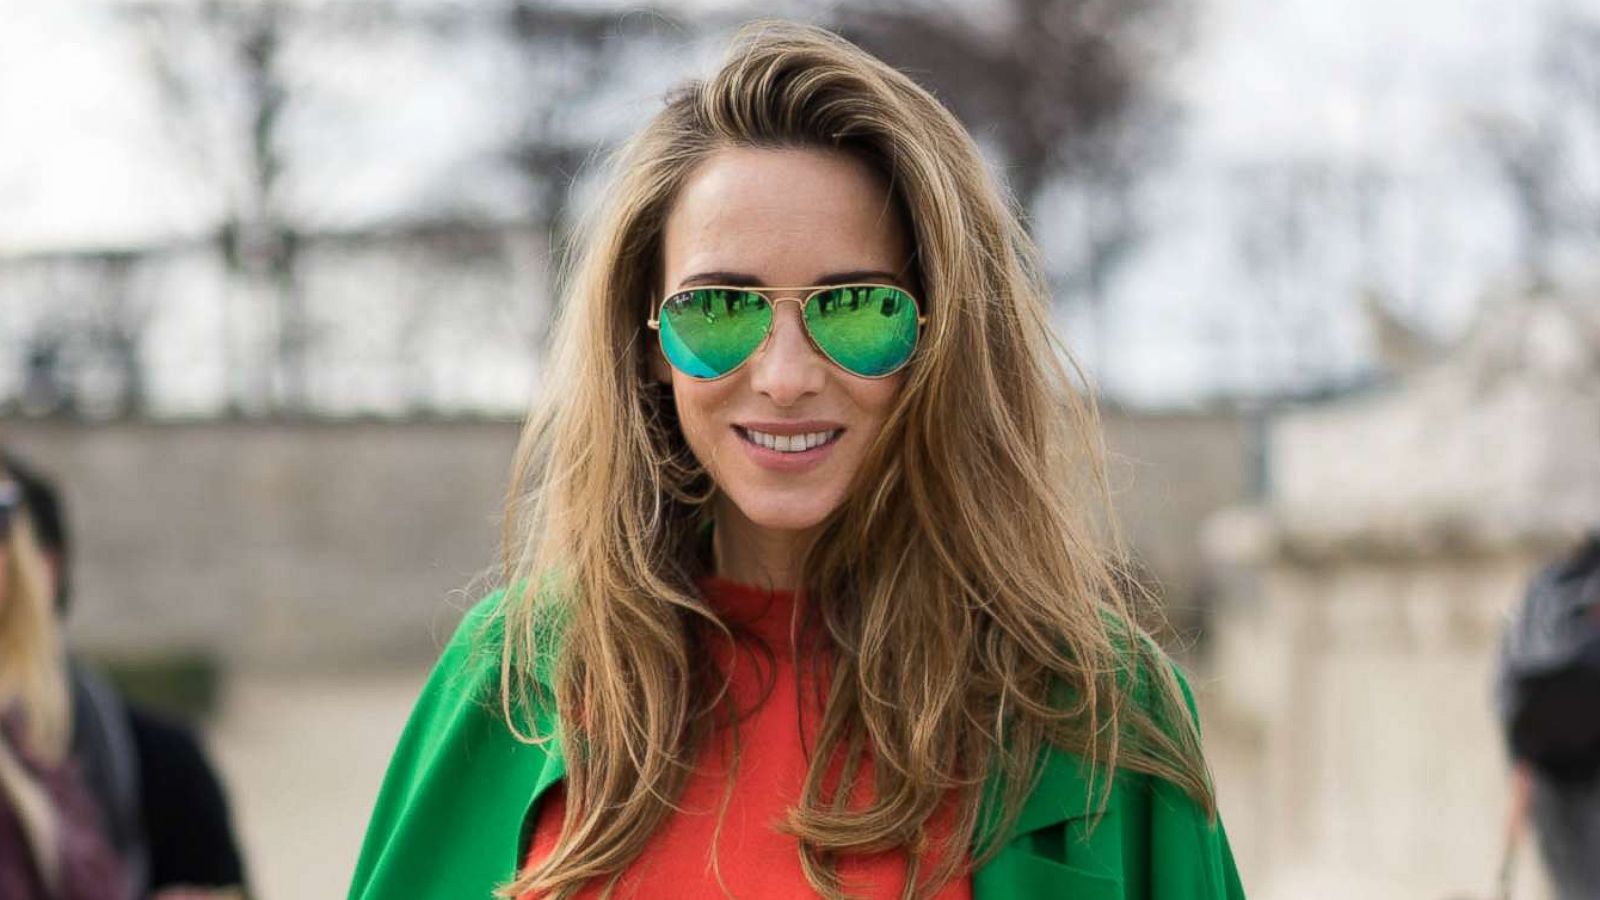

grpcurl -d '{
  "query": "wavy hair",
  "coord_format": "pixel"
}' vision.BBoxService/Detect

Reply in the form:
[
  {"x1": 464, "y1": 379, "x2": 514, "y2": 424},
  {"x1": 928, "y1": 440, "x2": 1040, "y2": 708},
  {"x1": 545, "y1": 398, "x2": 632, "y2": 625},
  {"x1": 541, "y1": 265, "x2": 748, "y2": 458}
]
[
  {"x1": 0, "y1": 470, "x2": 70, "y2": 764},
  {"x1": 497, "y1": 21, "x2": 1212, "y2": 900}
]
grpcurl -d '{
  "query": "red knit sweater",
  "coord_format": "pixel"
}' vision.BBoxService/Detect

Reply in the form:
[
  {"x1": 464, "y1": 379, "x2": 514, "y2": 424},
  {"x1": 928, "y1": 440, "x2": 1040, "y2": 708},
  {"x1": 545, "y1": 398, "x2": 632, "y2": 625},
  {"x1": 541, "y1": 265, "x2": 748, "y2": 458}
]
[{"x1": 521, "y1": 576, "x2": 972, "y2": 899}]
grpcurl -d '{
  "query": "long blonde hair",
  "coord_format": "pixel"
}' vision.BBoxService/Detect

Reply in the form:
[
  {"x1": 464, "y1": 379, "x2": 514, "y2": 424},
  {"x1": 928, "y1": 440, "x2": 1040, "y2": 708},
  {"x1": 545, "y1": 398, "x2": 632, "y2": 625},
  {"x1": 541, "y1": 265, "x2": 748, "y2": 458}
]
[
  {"x1": 498, "y1": 21, "x2": 1212, "y2": 900},
  {"x1": 0, "y1": 470, "x2": 70, "y2": 765}
]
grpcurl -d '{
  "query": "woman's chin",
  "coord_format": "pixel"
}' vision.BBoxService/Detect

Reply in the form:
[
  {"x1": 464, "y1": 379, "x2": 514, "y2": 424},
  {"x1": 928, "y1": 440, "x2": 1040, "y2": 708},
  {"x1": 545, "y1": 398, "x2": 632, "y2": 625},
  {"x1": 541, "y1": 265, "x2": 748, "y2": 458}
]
[{"x1": 725, "y1": 491, "x2": 841, "y2": 535}]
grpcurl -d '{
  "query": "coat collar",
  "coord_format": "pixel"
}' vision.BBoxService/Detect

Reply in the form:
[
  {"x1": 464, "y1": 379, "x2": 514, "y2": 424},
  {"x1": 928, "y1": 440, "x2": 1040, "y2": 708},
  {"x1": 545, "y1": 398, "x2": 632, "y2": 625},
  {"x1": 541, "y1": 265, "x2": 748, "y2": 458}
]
[
  {"x1": 521, "y1": 641, "x2": 1104, "y2": 855},
  {"x1": 516, "y1": 530, "x2": 1108, "y2": 852}
]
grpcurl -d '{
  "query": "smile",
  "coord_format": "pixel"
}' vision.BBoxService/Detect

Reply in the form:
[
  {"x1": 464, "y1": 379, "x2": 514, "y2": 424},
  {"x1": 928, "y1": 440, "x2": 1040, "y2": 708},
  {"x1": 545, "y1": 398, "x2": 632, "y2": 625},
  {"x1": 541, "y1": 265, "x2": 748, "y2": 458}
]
[{"x1": 735, "y1": 426, "x2": 843, "y2": 454}]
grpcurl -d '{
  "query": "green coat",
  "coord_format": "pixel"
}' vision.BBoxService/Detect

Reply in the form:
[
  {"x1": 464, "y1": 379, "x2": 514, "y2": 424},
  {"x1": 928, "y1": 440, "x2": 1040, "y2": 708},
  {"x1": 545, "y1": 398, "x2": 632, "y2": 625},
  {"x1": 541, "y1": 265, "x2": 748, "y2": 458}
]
[{"x1": 348, "y1": 596, "x2": 1244, "y2": 899}]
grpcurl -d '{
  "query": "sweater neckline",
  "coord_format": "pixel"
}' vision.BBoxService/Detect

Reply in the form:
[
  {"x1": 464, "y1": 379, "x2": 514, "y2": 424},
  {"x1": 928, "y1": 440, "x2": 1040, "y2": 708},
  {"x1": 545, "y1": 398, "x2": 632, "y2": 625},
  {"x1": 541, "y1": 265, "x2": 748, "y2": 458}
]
[{"x1": 696, "y1": 574, "x2": 802, "y2": 653}]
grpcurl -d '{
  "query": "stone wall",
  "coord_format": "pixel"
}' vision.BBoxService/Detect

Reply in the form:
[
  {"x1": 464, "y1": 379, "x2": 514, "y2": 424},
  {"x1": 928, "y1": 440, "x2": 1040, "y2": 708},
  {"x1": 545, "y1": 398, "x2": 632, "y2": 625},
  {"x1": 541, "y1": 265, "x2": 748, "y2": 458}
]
[
  {"x1": 1207, "y1": 548, "x2": 1552, "y2": 899},
  {"x1": 3, "y1": 419, "x2": 520, "y2": 669},
  {"x1": 2, "y1": 411, "x2": 1252, "y2": 671},
  {"x1": 1203, "y1": 291, "x2": 1599, "y2": 898},
  {"x1": 1103, "y1": 410, "x2": 1261, "y2": 626}
]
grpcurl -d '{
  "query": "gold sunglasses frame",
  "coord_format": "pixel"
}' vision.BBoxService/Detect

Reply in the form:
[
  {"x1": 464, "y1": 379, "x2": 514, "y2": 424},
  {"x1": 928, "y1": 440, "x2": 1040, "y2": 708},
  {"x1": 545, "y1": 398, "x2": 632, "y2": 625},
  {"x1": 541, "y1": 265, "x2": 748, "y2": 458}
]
[{"x1": 646, "y1": 283, "x2": 927, "y2": 381}]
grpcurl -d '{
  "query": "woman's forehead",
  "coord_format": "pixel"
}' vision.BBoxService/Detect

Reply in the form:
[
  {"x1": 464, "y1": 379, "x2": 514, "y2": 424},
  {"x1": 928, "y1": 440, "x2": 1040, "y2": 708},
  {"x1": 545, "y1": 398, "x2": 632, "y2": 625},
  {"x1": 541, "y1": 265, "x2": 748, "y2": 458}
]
[{"x1": 661, "y1": 146, "x2": 911, "y2": 287}]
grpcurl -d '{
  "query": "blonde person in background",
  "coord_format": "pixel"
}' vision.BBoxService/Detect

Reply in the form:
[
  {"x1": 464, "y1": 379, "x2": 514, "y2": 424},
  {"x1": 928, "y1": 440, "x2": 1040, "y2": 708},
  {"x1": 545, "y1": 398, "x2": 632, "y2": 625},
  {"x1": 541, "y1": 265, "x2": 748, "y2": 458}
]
[
  {"x1": 352, "y1": 21, "x2": 1243, "y2": 900},
  {"x1": 0, "y1": 467, "x2": 128, "y2": 899},
  {"x1": 0, "y1": 450, "x2": 251, "y2": 900}
]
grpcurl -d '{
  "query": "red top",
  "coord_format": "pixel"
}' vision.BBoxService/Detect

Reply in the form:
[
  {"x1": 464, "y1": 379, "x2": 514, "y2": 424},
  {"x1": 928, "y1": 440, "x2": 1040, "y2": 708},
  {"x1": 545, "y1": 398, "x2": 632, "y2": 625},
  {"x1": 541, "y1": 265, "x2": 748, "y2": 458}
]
[{"x1": 520, "y1": 576, "x2": 972, "y2": 899}]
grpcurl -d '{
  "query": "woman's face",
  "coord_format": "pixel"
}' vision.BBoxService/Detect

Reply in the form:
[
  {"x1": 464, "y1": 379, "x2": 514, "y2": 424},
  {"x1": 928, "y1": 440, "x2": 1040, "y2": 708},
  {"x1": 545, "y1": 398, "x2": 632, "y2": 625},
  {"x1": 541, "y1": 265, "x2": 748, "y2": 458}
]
[{"x1": 654, "y1": 146, "x2": 914, "y2": 536}]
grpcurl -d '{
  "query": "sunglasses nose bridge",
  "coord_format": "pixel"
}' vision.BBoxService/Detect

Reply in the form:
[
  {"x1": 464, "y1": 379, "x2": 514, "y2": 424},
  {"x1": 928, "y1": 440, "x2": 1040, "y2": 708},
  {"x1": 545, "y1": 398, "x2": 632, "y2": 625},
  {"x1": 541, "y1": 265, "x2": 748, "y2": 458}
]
[
  {"x1": 767, "y1": 294, "x2": 808, "y2": 311},
  {"x1": 749, "y1": 294, "x2": 837, "y2": 377},
  {"x1": 758, "y1": 295, "x2": 810, "y2": 350},
  {"x1": 765, "y1": 294, "x2": 820, "y2": 339}
]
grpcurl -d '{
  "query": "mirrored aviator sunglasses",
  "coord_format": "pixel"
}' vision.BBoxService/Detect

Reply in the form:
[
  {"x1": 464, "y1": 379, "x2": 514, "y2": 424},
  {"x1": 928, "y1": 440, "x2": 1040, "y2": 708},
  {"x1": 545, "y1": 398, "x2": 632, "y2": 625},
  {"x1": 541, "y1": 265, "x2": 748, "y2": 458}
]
[{"x1": 649, "y1": 284, "x2": 924, "y2": 380}]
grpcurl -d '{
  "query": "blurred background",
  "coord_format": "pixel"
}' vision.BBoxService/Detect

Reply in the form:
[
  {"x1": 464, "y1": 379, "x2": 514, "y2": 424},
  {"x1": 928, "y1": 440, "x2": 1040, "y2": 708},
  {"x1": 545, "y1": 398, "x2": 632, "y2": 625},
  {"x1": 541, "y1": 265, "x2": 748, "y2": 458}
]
[{"x1": 1, "y1": 0, "x2": 1597, "y2": 897}]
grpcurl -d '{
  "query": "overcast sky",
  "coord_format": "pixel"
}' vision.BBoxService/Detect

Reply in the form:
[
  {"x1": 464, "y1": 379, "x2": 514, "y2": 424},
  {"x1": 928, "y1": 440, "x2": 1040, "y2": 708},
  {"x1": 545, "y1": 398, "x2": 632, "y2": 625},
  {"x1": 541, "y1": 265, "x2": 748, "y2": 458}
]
[{"x1": 1092, "y1": 0, "x2": 1565, "y2": 400}]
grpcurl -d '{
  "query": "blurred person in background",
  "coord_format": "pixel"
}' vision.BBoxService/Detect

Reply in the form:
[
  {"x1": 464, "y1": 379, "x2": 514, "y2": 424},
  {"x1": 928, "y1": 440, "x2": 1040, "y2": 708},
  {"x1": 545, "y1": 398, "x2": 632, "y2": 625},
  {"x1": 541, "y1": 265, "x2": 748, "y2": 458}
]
[
  {"x1": 2, "y1": 451, "x2": 249, "y2": 900},
  {"x1": 0, "y1": 462, "x2": 128, "y2": 898},
  {"x1": 351, "y1": 21, "x2": 1241, "y2": 900},
  {"x1": 1498, "y1": 533, "x2": 1600, "y2": 900}
]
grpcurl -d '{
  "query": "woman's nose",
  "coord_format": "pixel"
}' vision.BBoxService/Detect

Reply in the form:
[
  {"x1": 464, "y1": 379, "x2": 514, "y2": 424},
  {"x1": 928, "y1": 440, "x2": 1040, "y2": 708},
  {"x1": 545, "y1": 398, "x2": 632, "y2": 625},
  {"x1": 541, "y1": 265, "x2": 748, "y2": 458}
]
[{"x1": 747, "y1": 300, "x2": 827, "y2": 406}]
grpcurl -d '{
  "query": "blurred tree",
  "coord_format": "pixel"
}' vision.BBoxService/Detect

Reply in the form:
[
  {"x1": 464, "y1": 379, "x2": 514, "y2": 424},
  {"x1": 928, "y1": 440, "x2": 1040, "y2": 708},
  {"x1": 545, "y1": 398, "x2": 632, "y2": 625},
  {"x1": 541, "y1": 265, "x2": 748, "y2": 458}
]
[
  {"x1": 1476, "y1": 113, "x2": 1563, "y2": 292},
  {"x1": 121, "y1": 1, "x2": 687, "y2": 413},
  {"x1": 1227, "y1": 159, "x2": 1367, "y2": 397},
  {"x1": 125, "y1": 0, "x2": 305, "y2": 416},
  {"x1": 80, "y1": 252, "x2": 152, "y2": 418},
  {"x1": 508, "y1": 5, "x2": 627, "y2": 238},
  {"x1": 1544, "y1": 5, "x2": 1600, "y2": 235},
  {"x1": 1474, "y1": 1, "x2": 1600, "y2": 292},
  {"x1": 20, "y1": 332, "x2": 73, "y2": 419},
  {"x1": 501, "y1": 3, "x2": 683, "y2": 338},
  {"x1": 234, "y1": 3, "x2": 308, "y2": 415},
  {"x1": 833, "y1": 0, "x2": 1188, "y2": 370},
  {"x1": 9, "y1": 252, "x2": 151, "y2": 419}
]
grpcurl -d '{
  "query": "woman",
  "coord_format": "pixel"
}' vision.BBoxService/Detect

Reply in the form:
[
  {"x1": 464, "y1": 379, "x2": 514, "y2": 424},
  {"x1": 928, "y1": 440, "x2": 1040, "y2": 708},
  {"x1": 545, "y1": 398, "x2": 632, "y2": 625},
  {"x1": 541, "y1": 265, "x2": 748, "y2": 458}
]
[
  {"x1": 351, "y1": 21, "x2": 1243, "y2": 900},
  {"x1": 0, "y1": 468, "x2": 129, "y2": 899}
]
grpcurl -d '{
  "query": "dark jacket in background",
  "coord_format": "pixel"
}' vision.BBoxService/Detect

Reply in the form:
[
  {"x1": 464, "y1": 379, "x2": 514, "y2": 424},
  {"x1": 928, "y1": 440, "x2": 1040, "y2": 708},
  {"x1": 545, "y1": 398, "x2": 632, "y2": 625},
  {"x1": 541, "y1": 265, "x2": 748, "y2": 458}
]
[
  {"x1": 1497, "y1": 533, "x2": 1600, "y2": 898},
  {"x1": 70, "y1": 660, "x2": 248, "y2": 898},
  {"x1": 127, "y1": 704, "x2": 247, "y2": 891}
]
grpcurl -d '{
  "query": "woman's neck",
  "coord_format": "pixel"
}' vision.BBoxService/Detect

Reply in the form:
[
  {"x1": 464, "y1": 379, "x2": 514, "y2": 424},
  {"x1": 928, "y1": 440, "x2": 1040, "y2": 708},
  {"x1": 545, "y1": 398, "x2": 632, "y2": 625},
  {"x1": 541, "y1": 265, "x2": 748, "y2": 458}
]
[{"x1": 710, "y1": 497, "x2": 814, "y2": 592}]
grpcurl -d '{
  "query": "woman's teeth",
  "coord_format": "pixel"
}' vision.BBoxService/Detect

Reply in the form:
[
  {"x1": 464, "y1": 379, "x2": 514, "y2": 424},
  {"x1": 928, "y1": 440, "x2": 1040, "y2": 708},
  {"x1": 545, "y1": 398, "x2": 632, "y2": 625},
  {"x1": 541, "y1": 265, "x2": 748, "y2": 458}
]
[{"x1": 741, "y1": 428, "x2": 840, "y2": 453}]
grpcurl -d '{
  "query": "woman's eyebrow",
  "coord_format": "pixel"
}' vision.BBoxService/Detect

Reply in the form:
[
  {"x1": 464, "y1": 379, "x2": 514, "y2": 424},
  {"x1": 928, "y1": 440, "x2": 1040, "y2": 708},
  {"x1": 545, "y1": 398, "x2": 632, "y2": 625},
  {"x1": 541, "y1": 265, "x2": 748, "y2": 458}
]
[
  {"x1": 678, "y1": 271, "x2": 764, "y2": 288},
  {"x1": 675, "y1": 269, "x2": 904, "y2": 289},
  {"x1": 813, "y1": 270, "x2": 902, "y2": 285}
]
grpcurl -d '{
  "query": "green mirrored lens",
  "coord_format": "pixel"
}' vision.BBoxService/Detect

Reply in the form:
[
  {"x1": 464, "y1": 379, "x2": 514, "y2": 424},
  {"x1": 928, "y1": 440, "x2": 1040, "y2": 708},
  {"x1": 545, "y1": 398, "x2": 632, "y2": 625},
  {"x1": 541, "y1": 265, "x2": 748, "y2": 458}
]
[
  {"x1": 658, "y1": 289, "x2": 772, "y2": 378},
  {"x1": 804, "y1": 286, "x2": 920, "y2": 377}
]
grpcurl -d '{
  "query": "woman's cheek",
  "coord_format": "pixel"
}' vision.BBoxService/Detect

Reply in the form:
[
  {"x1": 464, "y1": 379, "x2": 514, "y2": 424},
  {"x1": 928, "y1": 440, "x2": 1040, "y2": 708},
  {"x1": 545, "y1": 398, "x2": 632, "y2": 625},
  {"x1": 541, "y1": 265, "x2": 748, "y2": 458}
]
[{"x1": 672, "y1": 381, "x2": 732, "y2": 470}]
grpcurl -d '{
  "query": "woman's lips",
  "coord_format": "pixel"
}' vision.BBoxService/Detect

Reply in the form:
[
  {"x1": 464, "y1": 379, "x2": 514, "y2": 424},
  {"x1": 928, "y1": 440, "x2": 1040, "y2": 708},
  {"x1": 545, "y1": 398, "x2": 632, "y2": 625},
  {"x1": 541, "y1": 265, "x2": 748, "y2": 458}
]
[{"x1": 733, "y1": 425, "x2": 843, "y2": 471}]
